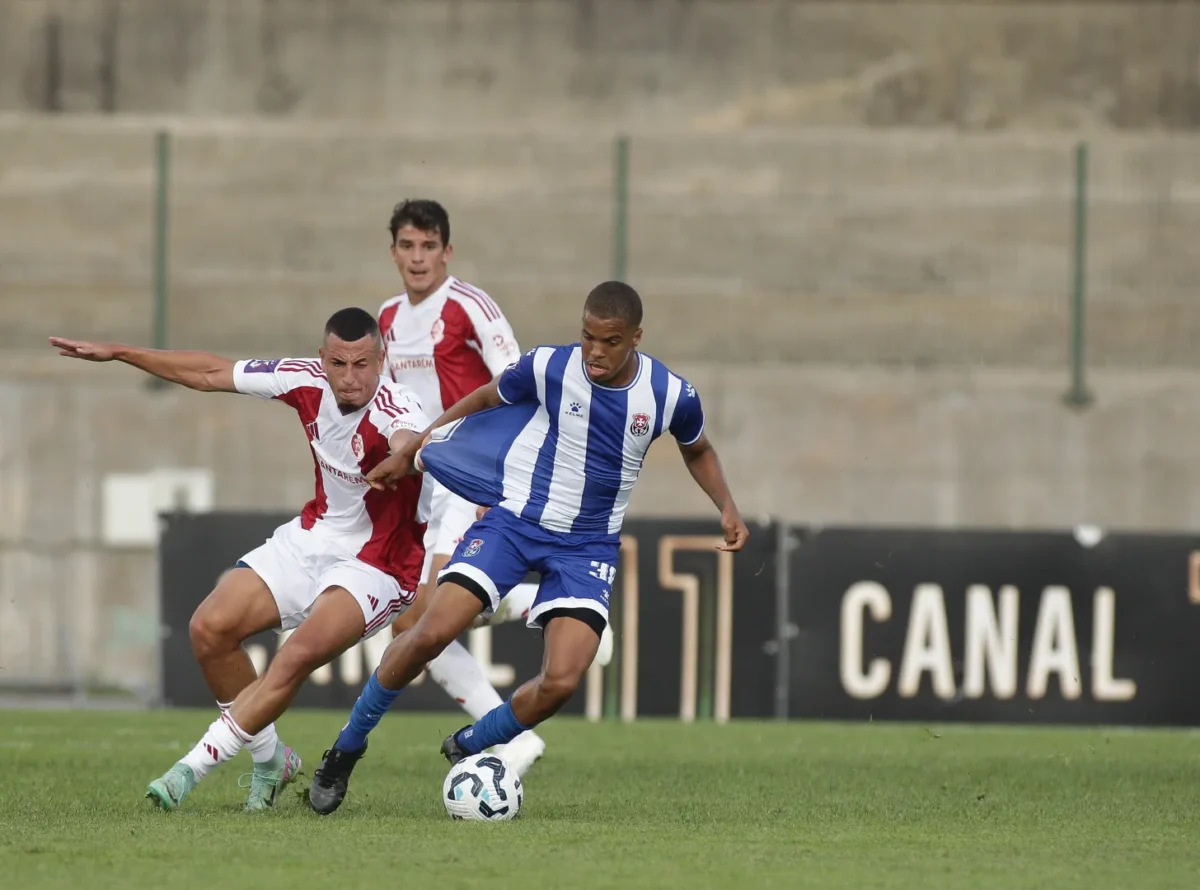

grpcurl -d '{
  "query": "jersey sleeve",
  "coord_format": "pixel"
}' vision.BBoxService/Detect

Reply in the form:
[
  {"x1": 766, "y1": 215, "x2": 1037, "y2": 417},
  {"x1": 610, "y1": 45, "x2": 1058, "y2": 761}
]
[
  {"x1": 669, "y1": 377, "x2": 706, "y2": 446},
  {"x1": 496, "y1": 348, "x2": 540, "y2": 404},
  {"x1": 370, "y1": 384, "x2": 431, "y2": 443},
  {"x1": 454, "y1": 286, "x2": 522, "y2": 376},
  {"x1": 233, "y1": 358, "x2": 324, "y2": 399}
]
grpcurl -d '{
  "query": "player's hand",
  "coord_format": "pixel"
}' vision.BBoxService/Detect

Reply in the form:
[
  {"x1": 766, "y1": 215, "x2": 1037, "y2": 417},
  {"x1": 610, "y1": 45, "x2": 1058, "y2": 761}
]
[
  {"x1": 475, "y1": 505, "x2": 490, "y2": 520},
  {"x1": 49, "y1": 337, "x2": 120, "y2": 362},
  {"x1": 717, "y1": 507, "x2": 749, "y2": 552},
  {"x1": 366, "y1": 451, "x2": 414, "y2": 491}
]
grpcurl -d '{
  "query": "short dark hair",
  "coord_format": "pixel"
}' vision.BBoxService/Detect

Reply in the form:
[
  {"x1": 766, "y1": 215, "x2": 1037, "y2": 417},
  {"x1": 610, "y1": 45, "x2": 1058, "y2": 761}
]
[
  {"x1": 388, "y1": 199, "x2": 450, "y2": 246},
  {"x1": 324, "y1": 307, "x2": 380, "y2": 343},
  {"x1": 584, "y1": 281, "x2": 643, "y2": 328}
]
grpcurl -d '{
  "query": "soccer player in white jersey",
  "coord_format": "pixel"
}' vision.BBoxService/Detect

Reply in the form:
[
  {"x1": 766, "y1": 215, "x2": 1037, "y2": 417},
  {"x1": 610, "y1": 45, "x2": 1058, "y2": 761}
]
[
  {"x1": 308, "y1": 281, "x2": 749, "y2": 814},
  {"x1": 50, "y1": 309, "x2": 432, "y2": 812},
  {"x1": 377, "y1": 198, "x2": 547, "y2": 773}
]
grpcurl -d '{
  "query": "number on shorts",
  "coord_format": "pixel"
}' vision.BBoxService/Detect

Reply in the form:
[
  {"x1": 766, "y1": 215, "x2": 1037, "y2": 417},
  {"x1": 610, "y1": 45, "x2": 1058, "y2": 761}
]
[{"x1": 589, "y1": 561, "x2": 617, "y2": 584}]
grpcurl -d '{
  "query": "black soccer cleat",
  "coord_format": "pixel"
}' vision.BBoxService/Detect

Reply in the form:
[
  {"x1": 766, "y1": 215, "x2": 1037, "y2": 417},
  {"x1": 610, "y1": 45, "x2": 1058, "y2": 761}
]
[
  {"x1": 440, "y1": 726, "x2": 472, "y2": 766},
  {"x1": 307, "y1": 742, "x2": 367, "y2": 816}
]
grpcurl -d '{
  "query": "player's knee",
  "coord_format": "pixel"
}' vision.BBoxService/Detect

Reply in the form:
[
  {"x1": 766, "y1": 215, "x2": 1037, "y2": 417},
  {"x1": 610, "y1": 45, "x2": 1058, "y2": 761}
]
[
  {"x1": 407, "y1": 621, "x2": 454, "y2": 662},
  {"x1": 266, "y1": 644, "x2": 322, "y2": 689},
  {"x1": 536, "y1": 666, "x2": 584, "y2": 708},
  {"x1": 188, "y1": 607, "x2": 234, "y2": 660}
]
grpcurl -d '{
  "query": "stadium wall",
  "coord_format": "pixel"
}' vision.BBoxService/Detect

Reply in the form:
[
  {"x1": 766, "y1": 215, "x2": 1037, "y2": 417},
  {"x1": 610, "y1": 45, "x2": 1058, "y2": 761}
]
[
  {"x1": 2, "y1": 1, "x2": 1198, "y2": 130},
  {"x1": 4, "y1": 361, "x2": 1200, "y2": 695},
  {"x1": 4, "y1": 116, "x2": 1200, "y2": 369}
]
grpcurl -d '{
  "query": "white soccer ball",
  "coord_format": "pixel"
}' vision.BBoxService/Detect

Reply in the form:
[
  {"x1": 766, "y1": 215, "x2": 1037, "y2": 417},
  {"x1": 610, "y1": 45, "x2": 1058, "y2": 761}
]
[{"x1": 442, "y1": 753, "x2": 523, "y2": 821}]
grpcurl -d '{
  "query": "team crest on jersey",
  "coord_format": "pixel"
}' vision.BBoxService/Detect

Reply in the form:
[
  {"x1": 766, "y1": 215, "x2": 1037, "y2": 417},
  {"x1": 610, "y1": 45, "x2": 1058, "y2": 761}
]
[
  {"x1": 430, "y1": 318, "x2": 445, "y2": 345},
  {"x1": 463, "y1": 538, "x2": 485, "y2": 558},
  {"x1": 629, "y1": 413, "x2": 651, "y2": 436},
  {"x1": 304, "y1": 420, "x2": 320, "y2": 442},
  {"x1": 244, "y1": 359, "x2": 281, "y2": 374},
  {"x1": 351, "y1": 433, "x2": 365, "y2": 462}
]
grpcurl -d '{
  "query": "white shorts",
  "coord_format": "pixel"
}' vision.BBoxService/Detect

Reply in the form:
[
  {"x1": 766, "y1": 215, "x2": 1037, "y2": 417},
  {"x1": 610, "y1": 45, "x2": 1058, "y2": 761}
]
[
  {"x1": 420, "y1": 480, "x2": 479, "y2": 582},
  {"x1": 238, "y1": 517, "x2": 414, "y2": 639}
]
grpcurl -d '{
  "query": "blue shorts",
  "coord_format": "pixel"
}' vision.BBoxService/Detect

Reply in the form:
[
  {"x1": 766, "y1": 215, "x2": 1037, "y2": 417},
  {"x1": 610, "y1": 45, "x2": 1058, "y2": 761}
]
[{"x1": 437, "y1": 507, "x2": 618, "y2": 630}]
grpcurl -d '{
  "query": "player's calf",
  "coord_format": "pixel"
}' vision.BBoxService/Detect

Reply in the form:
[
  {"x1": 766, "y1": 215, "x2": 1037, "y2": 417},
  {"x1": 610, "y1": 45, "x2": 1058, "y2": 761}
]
[
  {"x1": 188, "y1": 567, "x2": 282, "y2": 703},
  {"x1": 444, "y1": 610, "x2": 602, "y2": 763},
  {"x1": 308, "y1": 582, "x2": 484, "y2": 815}
]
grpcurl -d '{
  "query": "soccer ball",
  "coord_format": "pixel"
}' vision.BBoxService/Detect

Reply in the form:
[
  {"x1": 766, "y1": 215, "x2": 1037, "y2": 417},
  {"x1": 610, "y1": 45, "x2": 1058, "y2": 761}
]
[{"x1": 442, "y1": 753, "x2": 523, "y2": 821}]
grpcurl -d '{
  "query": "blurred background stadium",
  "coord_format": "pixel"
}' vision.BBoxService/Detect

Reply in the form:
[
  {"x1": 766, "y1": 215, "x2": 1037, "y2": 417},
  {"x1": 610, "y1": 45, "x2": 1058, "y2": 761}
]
[{"x1": 3, "y1": 0, "x2": 1200, "y2": 719}]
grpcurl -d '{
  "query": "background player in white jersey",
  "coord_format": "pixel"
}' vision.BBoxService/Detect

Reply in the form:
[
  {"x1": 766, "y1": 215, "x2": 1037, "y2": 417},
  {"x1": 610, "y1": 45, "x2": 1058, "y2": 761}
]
[
  {"x1": 50, "y1": 309, "x2": 431, "y2": 811},
  {"x1": 307, "y1": 281, "x2": 749, "y2": 814},
  {"x1": 377, "y1": 198, "x2": 548, "y2": 773}
]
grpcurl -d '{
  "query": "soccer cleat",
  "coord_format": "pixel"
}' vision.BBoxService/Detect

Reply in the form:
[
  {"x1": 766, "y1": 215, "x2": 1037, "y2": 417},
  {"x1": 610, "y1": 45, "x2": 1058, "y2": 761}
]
[
  {"x1": 145, "y1": 762, "x2": 198, "y2": 811},
  {"x1": 499, "y1": 731, "x2": 546, "y2": 777},
  {"x1": 240, "y1": 743, "x2": 302, "y2": 812},
  {"x1": 440, "y1": 726, "x2": 472, "y2": 766},
  {"x1": 307, "y1": 742, "x2": 367, "y2": 816}
]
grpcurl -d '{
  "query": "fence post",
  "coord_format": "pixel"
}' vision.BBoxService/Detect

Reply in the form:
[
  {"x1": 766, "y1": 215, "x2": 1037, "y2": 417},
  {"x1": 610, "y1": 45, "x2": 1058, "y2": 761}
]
[
  {"x1": 1064, "y1": 140, "x2": 1093, "y2": 408},
  {"x1": 612, "y1": 135, "x2": 630, "y2": 283},
  {"x1": 774, "y1": 522, "x2": 794, "y2": 720},
  {"x1": 150, "y1": 129, "x2": 171, "y2": 388}
]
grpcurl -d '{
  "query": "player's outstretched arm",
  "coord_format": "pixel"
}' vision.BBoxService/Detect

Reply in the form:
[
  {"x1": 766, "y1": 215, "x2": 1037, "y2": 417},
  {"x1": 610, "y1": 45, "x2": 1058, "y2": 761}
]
[
  {"x1": 48, "y1": 338, "x2": 236, "y2": 392},
  {"x1": 678, "y1": 434, "x2": 749, "y2": 552}
]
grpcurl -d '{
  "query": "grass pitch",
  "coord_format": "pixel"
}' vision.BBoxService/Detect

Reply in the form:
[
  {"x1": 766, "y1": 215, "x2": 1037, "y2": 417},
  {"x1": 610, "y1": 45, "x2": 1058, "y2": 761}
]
[{"x1": 0, "y1": 710, "x2": 1195, "y2": 889}]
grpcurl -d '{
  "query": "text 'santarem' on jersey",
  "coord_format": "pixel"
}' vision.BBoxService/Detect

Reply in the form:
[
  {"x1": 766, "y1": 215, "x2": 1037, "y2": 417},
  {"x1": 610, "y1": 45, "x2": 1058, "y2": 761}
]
[{"x1": 233, "y1": 358, "x2": 432, "y2": 590}]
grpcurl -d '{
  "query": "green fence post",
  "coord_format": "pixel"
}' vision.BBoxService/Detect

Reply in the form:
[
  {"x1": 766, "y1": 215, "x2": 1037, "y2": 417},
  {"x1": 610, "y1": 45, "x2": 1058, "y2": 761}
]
[
  {"x1": 612, "y1": 135, "x2": 630, "y2": 283},
  {"x1": 150, "y1": 129, "x2": 171, "y2": 389},
  {"x1": 1064, "y1": 140, "x2": 1093, "y2": 408},
  {"x1": 603, "y1": 594, "x2": 620, "y2": 721}
]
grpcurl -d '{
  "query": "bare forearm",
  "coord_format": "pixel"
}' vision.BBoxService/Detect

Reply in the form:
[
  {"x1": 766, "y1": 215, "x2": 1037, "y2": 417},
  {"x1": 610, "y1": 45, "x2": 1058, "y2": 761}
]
[
  {"x1": 112, "y1": 346, "x2": 234, "y2": 391},
  {"x1": 684, "y1": 445, "x2": 737, "y2": 513},
  {"x1": 423, "y1": 381, "x2": 504, "y2": 436}
]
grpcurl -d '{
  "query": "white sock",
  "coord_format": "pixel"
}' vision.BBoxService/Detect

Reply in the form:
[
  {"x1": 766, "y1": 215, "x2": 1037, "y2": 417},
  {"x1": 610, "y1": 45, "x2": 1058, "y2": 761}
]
[
  {"x1": 218, "y1": 699, "x2": 280, "y2": 764},
  {"x1": 247, "y1": 723, "x2": 281, "y2": 764},
  {"x1": 181, "y1": 712, "x2": 251, "y2": 781},
  {"x1": 427, "y1": 639, "x2": 504, "y2": 720}
]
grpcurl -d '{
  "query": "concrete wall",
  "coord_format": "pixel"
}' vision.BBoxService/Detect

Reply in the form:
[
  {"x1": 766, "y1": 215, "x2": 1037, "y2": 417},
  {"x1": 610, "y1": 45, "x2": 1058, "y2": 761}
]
[
  {"x1": 3, "y1": 1, "x2": 1200, "y2": 130},
  {"x1": 4, "y1": 115, "x2": 1200, "y2": 368},
  {"x1": 4, "y1": 357, "x2": 1200, "y2": 689}
]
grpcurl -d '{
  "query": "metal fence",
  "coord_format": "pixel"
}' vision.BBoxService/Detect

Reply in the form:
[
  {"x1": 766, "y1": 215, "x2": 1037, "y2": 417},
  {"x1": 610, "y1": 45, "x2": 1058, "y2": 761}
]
[{"x1": 5, "y1": 118, "x2": 1200, "y2": 380}]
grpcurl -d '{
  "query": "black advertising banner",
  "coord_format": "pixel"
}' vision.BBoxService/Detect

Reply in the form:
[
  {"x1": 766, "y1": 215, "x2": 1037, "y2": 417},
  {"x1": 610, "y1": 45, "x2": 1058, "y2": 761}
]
[
  {"x1": 158, "y1": 513, "x2": 780, "y2": 719},
  {"x1": 602, "y1": 518, "x2": 779, "y2": 721},
  {"x1": 788, "y1": 527, "x2": 1200, "y2": 726}
]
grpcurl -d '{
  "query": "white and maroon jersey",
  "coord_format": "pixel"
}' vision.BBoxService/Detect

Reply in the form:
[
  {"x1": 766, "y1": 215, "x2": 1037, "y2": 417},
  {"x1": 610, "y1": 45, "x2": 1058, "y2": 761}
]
[
  {"x1": 378, "y1": 276, "x2": 520, "y2": 419},
  {"x1": 233, "y1": 358, "x2": 432, "y2": 591}
]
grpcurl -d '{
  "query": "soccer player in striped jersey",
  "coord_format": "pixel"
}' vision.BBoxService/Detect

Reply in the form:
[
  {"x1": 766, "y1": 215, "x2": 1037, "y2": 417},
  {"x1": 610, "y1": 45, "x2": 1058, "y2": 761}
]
[
  {"x1": 51, "y1": 309, "x2": 432, "y2": 812},
  {"x1": 376, "y1": 199, "x2": 548, "y2": 774},
  {"x1": 308, "y1": 281, "x2": 748, "y2": 814}
]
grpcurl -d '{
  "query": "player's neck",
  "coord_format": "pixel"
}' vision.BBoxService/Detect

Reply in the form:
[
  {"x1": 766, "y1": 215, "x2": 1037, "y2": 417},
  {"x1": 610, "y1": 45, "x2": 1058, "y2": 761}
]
[
  {"x1": 406, "y1": 272, "x2": 451, "y2": 306},
  {"x1": 598, "y1": 352, "x2": 640, "y2": 389}
]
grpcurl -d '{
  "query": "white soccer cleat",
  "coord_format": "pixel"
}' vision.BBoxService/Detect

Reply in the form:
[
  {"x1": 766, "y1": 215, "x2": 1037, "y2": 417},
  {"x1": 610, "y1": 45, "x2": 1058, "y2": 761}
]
[
  {"x1": 497, "y1": 731, "x2": 546, "y2": 777},
  {"x1": 594, "y1": 622, "x2": 614, "y2": 667}
]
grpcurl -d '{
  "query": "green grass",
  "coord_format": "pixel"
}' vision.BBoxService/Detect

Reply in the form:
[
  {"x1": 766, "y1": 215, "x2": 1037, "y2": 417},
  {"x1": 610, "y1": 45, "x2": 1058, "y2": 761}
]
[{"x1": 0, "y1": 710, "x2": 1196, "y2": 889}]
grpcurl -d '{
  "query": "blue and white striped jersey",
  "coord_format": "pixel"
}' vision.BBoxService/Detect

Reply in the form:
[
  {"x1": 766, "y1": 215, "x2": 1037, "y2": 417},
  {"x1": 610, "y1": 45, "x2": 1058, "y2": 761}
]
[{"x1": 418, "y1": 344, "x2": 705, "y2": 536}]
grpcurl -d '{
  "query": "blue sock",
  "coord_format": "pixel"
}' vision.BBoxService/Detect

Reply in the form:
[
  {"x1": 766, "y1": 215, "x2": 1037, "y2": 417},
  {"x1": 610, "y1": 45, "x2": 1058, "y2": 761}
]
[
  {"x1": 336, "y1": 672, "x2": 402, "y2": 752},
  {"x1": 457, "y1": 700, "x2": 531, "y2": 756}
]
